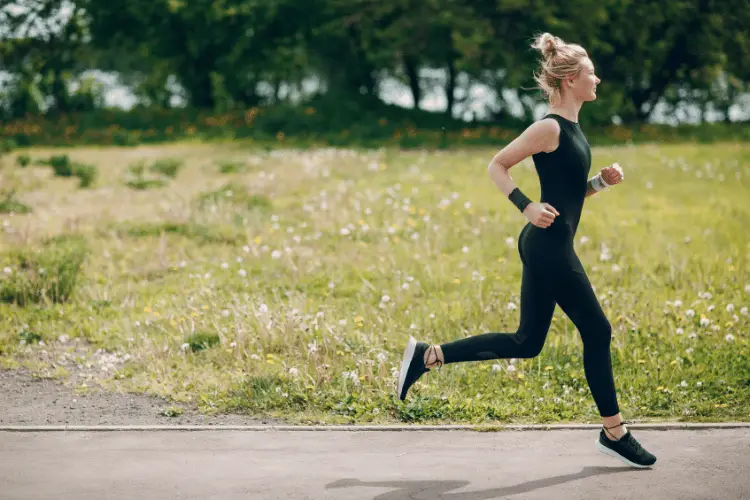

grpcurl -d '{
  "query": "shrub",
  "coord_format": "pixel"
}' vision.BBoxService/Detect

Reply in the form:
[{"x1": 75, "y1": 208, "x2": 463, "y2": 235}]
[
  {"x1": 40, "y1": 155, "x2": 98, "y2": 188},
  {"x1": 197, "y1": 182, "x2": 271, "y2": 210},
  {"x1": 184, "y1": 332, "x2": 220, "y2": 352},
  {"x1": 217, "y1": 161, "x2": 247, "y2": 174},
  {"x1": 16, "y1": 155, "x2": 31, "y2": 167},
  {"x1": 150, "y1": 158, "x2": 183, "y2": 178},
  {"x1": 0, "y1": 235, "x2": 89, "y2": 306},
  {"x1": 0, "y1": 189, "x2": 32, "y2": 214},
  {"x1": 125, "y1": 160, "x2": 168, "y2": 190},
  {"x1": 73, "y1": 163, "x2": 98, "y2": 188}
]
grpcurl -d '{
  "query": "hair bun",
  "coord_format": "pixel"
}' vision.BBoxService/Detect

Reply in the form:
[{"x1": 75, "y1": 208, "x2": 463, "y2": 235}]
[{"x1": 532, "y1": 32, "x2": 560, "y2": 60}]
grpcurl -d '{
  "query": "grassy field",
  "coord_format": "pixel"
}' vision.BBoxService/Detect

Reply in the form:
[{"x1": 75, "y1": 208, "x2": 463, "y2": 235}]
[{"x1": 0, "y1": 141, "x2": 748, "y2": 425}]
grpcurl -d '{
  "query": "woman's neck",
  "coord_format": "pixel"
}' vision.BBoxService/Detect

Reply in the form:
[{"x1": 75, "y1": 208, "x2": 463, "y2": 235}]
[{"x1": 547, "y1": 100, "x2": 583, "y2": 123}]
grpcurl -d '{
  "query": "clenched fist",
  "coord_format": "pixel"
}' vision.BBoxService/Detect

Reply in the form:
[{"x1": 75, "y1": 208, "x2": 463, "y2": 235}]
[
  {"x1": 523, "y1": 202, "x2": 560, "y2": 228},
  {"x1": 600, "y1": 162, "x2": 624, "y2": 186}
]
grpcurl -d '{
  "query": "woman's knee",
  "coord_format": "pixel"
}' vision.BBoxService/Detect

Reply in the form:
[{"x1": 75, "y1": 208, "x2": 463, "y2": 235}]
[
  {"x1": 582, "y1": 320, "x2": 612, "y2": 347},
  {"x1": 513, "y1": 329, "x2": 546, "y2": 357}
]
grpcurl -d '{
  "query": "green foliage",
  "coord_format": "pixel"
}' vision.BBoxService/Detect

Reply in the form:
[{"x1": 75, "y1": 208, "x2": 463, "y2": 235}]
[
  {"x1": 38, "y1": 155, "x2": 98, "y2": 188},
  {"x1": 217, "y1": 161, "x2": 248, "y2": 174},
  {"x1": 150, "y1": 158, "x2": 183, "y2": 178},
  {"x1": 125, "y1": 160, "x2": 169, "y2": 190},
  {"x1": 18, "y1": 330, "x2": 42, "y2": 344},
  {"x1": 73, "y1": 163, "x2": 98, "y2": 188},
  {"x1": 184, "y1": 332, "x2": 221, "y2": 352},
  {"x1": 16, "y1": 154, "x2": 31, "y2": 167},
  {"x1": 0, "y1": 189, "x2": 32, "y2": 214},
  {"x1": 161, "y1": 406, "x2": 185, "y2": 417},
  {"x1": 197, "y1": 182, "x2": 271, "y2": 211},
  {"x1": 112, "y1": 221, "x2": 245, "y2": 245},
  {"x1": 0, "y1": 235, "x2": 89, "y2": 306}
]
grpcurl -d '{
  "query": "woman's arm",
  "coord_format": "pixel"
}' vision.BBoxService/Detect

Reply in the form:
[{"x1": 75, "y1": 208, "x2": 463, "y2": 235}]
[
  {"x1": 487, "y1": 118, "x2": 560, "y2": 196},
  {"x1": 488, "y1": 119, "x2": 562, "y2": 227}
]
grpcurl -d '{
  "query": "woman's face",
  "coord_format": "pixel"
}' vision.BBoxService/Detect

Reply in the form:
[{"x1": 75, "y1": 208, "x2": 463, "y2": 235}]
[{"x1": 570, "y1": 58, "x2": 601, "y2": 102}]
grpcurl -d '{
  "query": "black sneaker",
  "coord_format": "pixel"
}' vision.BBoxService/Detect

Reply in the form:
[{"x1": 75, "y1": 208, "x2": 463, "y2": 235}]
[
  {"x1": 596, "y1": 423, "x2": 657, "y2": 468},
  {"x1": 397, "y1": 336, "x2": 437, "y2": 401}
]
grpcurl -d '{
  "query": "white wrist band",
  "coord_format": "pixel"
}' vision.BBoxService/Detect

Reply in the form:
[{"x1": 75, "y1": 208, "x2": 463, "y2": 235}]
[{"x1": 590, "y1": 174, "x2": 610, "y2": 192}]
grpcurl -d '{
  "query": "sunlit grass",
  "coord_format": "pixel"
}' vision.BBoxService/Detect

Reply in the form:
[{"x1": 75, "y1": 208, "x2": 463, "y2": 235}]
[{"x1": 0, "y1": 141, "x2": 748, "y2": 425}]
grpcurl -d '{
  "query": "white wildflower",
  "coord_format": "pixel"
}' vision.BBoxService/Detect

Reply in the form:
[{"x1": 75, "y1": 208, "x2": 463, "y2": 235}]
[
  {"x1": 342, "y1": 370, "x2": 360, "y2": 386},
  {"x1": 506, "y1": 302, "x2": 518, "y2": 311},
  {"x1": 258, "y1": 303, "x2": 269, "y2": 314},
  {"x1": 271, "y1": 250, "x2": 282, "y2": 259},
  {"x1": 725, "y1": 334, "x2": 735, "y2": 342},
  {"x1": 686, "y1": 309, "x2": 695, "y2": 318},
  {"x1": 726, "y1": 304, "x2": 734, "y2": 312}
]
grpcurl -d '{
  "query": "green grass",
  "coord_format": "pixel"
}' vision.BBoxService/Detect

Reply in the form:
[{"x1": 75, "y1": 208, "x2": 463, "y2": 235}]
[{"x1": 0, "y1": 142, "x2": 748, "y2": 425}]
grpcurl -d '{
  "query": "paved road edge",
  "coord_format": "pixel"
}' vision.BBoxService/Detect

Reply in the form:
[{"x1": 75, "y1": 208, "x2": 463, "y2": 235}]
[{"x1": 2, "y1": 422, "x2": 749, "y2": 432}]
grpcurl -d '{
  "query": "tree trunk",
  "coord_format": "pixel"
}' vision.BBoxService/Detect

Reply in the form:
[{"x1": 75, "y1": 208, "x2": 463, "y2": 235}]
[
  {"x1": 403, "y1": 54, "x2": 421, "y2": 110},
  {"x1": 445, "y1": 53, "x2": 456, "y2": 119}
]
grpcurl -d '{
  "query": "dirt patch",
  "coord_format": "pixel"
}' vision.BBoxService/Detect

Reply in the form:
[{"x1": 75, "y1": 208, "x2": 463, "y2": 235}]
[{"x1": 0, "y1": 368, "x2": 284, "y2": 426}]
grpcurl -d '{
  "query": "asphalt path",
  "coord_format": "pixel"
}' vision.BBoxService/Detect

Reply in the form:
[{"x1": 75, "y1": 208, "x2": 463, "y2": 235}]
[{"x1": 1, "y1": 427, "x2": 749, "y2": 499}]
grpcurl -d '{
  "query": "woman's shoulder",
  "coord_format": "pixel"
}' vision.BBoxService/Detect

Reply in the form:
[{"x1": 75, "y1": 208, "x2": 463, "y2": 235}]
[{"x1": 526, "y1": 117, "x2": 561, "y2": 155}]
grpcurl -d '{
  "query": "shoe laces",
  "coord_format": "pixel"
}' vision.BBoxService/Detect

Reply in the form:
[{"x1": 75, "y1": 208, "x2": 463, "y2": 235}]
[{"x1": 624, "y1": 433, "x2": 644, "y2": 454}]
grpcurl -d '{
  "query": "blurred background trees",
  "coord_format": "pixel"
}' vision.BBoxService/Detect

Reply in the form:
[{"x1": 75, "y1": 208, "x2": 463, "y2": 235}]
[{"x1": 1, "y1": 0, "x2": 748, "y2": 127}]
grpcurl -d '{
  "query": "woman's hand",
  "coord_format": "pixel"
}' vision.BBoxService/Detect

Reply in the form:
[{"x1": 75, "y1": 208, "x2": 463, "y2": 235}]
[
  {"x1": 600, "y1": 162, "x2": 624, "y2": 186},
  {"x1": 523, "y1": 202, "x2": 560, "y2": 228}
]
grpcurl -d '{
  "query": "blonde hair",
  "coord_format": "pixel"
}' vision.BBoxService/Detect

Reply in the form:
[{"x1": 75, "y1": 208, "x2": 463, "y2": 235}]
[{"x1": 530, "y1": 33, "x2": 588, "y2": 105}]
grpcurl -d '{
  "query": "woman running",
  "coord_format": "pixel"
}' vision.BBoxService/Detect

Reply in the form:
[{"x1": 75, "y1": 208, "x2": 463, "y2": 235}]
[{"x1": 397, "y1": 32, "x2": 657, "y2": 468}]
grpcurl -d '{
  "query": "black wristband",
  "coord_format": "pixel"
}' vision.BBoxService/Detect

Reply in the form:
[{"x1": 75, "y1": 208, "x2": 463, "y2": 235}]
[{"x1": 508, "y1": 187, "x2": 532, "y2": 213}]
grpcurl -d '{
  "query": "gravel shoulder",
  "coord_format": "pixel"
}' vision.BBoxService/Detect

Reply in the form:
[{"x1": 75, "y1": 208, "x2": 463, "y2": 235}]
[{"x1": 0, "y1": 368, "x2": 283, "y2": 426}]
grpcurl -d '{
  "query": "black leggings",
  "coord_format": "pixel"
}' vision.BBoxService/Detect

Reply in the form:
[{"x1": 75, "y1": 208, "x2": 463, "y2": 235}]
[{"x1": 439, "y1": 225, "x2": 620, "y2": 417}]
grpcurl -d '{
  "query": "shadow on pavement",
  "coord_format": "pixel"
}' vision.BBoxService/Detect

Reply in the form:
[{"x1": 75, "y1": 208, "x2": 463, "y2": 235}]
[{"x1": 326, "y1": 465, "x2": 648, "y2": 499}]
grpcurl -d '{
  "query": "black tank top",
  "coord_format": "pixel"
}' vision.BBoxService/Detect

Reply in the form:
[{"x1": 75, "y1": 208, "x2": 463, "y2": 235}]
[{"x1": 530, "y1": 114, "x2": 592, "y2": 239}]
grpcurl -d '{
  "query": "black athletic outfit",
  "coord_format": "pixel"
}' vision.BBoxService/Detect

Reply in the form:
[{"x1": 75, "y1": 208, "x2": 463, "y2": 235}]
[{"x1": 439, "y1": 113, "x2": 620, "y2": 418}]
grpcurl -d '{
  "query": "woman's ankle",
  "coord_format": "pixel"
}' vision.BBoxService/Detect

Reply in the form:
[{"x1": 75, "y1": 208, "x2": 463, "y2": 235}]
[
  {"x1": 423, "y1": 345, "x2": 445, "y2": 369},
  {"x1": 602, "y1": 415, "x2": 627, "y2": 440}
]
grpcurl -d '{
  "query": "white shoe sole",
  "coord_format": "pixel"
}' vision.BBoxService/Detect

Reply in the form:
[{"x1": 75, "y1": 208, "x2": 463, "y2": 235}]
[
  {"x1": 397, "y1": 336, "x2": 417, "y2": 399},
  {"x1": 595, "y1": 439, "x2": 653, "y2": 468}
]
